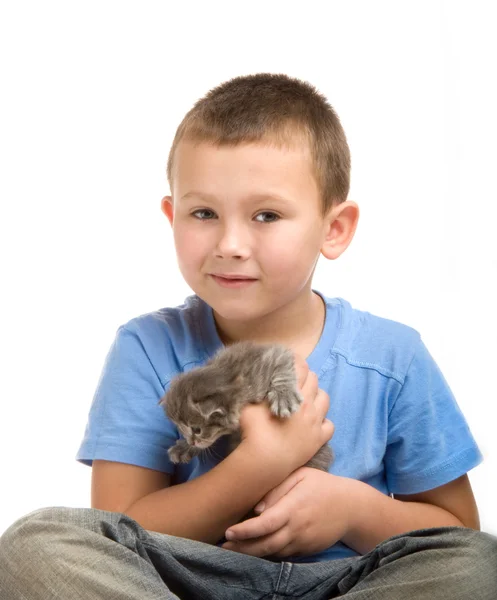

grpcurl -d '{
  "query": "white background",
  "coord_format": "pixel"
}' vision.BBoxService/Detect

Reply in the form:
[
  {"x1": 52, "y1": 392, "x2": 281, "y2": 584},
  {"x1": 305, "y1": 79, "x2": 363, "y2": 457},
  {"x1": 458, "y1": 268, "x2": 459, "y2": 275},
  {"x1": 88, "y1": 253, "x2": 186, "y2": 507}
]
[{"x1": 1, "y1": 1, "x2": 496, "y2": 537}]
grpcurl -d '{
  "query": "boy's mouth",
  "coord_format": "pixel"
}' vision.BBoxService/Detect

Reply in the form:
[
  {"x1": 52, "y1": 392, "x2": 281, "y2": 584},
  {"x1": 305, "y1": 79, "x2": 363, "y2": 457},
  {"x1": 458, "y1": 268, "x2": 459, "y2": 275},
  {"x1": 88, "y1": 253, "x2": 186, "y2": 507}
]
[
  {"x1": 210, "y1": 274, "x2": 258, "y2": 288},
  {"x1": 210, "y1": 273, "x2": 256, "y2": 280}
]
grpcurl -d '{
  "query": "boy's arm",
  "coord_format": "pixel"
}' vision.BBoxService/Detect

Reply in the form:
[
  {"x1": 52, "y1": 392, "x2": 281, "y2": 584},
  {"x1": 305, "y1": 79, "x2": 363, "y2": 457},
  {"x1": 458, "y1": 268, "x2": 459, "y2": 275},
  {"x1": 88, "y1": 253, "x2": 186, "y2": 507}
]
[
  {"x1": 92, "y1": 445, "x2": 290, "y2": 544},
  {"x1": 92, "y1": 377, "x2": 334, "y2": 545},
  {"x1": 342, "y1": 473, "x2": 480, "y2": 554},
  {"x1": 221, "y1": 469, "x2": 479, "y2": 558}
]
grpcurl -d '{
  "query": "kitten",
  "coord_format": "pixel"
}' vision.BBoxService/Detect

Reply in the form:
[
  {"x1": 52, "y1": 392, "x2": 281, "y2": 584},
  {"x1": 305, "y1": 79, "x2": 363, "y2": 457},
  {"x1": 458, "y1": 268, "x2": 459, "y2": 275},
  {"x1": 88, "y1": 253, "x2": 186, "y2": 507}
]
[{"x1": 159, "y1": 341, "x2": 333, "y2": 472}]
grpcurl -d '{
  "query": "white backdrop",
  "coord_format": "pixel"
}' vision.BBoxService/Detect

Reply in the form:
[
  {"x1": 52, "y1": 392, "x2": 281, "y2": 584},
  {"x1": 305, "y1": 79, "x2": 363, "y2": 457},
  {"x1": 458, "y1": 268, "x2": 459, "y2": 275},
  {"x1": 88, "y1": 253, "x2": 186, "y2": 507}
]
[{"x1": 1, "y1": 1, "x2": 496, "y2": 537}]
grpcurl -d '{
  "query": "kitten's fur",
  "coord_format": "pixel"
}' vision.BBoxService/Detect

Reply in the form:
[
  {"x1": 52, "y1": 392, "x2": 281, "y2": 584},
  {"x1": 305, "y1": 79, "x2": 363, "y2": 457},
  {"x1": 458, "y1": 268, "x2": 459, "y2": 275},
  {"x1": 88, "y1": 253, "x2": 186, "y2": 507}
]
[{"x1": 160, "y1": 341, "x2": 333, "y2": 471}]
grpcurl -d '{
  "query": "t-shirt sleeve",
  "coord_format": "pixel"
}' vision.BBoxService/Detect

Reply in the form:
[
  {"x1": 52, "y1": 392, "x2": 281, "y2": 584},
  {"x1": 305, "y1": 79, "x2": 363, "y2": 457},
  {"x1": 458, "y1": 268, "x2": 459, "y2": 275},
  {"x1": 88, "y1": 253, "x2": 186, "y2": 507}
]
[
  {"x1": 76, "y1": 324, "x2": 178, "y2": 473},
  {"x1": 384, "y1": 337, "x2": 483, "y2": 495}
]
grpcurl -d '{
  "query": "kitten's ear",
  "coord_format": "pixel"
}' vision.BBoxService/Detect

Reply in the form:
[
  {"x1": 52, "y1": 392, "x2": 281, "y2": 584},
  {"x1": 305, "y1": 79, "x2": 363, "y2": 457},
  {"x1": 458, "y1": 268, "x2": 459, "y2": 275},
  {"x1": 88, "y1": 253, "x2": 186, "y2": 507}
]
[
  {"x1": 209, "y1": 408, "x2": 226, "y2": 418},
  {"x1": 197, "y1": 401, "x2": 227, "y2": 420}
]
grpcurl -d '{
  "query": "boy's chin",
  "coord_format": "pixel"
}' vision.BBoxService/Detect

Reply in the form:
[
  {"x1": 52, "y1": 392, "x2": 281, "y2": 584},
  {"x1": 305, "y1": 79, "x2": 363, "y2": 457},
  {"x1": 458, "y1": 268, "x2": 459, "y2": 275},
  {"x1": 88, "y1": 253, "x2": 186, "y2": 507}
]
[
  {"x1": 211, "y1": 303, "x2": 262, "y2": 322},
  {"x1": 192, "y1": 282, "x2": 289, "y2": 322}
]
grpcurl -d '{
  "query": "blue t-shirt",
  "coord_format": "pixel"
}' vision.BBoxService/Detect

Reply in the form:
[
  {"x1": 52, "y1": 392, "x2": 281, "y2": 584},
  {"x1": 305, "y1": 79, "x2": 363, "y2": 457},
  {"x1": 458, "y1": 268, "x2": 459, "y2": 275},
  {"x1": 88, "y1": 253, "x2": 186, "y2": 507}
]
[{"x1": 76, "y1": 291, "x2": 483, "y2": 562}]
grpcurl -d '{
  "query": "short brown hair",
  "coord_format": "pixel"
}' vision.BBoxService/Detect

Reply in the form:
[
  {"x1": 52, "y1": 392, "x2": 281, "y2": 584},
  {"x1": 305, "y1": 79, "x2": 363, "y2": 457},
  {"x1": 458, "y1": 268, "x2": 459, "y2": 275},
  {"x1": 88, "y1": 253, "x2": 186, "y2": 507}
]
[{"x1": 166, "y1": 73, "x2": 350, "y2": 215}]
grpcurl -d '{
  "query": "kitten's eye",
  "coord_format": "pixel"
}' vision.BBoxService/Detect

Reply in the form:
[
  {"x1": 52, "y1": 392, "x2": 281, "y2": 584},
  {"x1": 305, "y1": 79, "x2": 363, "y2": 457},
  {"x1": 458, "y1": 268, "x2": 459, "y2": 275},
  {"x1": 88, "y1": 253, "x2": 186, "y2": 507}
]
[{"x1": 191, "y1": 427, "x2": 201, "y2": 434}]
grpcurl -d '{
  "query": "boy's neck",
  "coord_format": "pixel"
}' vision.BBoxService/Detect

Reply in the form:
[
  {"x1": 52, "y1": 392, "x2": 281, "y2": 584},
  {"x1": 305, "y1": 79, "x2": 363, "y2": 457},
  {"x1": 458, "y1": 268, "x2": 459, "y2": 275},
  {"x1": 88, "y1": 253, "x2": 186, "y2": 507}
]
[{"x1": 212, "y1": 290, "x2": 326, "y2": 359}]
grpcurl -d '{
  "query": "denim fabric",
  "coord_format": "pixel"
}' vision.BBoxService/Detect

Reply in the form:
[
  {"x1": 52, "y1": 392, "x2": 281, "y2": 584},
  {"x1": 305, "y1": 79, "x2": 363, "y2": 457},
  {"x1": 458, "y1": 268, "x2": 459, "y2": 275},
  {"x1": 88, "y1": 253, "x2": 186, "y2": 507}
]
[{"x1": 1, "y1": 507, "x2": 496, "y2": 599}]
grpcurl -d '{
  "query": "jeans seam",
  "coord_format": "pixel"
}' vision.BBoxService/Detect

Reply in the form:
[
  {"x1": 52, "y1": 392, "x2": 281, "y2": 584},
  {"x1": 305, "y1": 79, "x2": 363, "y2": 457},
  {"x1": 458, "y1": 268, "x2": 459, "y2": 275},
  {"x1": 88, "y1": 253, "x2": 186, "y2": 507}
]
[
  {"x1": 272, "y1": 562, "x2": 284, "y2": 599},
  {"x1": 272, "y1": 562, "x2": 293, "y2": 599}
]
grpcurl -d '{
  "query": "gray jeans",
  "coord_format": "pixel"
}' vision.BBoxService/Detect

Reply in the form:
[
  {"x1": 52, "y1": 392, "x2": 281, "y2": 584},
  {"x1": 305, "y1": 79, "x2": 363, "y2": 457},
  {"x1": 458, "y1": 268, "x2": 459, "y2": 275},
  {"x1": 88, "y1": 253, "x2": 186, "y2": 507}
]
[{"x1": 0, "y1": 507, "x2": 496, "y2": 599}]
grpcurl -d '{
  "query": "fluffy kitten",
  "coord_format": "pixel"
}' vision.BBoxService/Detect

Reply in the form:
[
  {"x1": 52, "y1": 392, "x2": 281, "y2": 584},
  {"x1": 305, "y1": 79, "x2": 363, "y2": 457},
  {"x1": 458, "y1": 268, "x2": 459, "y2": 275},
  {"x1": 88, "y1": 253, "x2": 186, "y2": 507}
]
[{"x1": 160, "y1": 341, "x2": 333, "y2": 471}]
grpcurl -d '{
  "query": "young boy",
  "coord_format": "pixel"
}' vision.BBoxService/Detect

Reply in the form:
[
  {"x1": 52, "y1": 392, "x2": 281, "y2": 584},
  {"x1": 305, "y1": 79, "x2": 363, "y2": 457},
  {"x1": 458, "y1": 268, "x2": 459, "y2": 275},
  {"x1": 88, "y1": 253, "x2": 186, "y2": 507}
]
[{"x1": 1, "y1": 73, "x2": 496, "y2": 599}]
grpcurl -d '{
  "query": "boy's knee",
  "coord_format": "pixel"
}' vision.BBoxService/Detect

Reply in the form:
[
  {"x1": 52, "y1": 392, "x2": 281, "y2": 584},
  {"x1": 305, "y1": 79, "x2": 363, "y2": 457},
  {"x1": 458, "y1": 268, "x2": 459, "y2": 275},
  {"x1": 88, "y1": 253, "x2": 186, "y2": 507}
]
[
  {"x1": 0, "y1": 507, "x2": 73, "y2": 590},
  {"x1": 448, "y1": 527, "x2": 497, "y2": 596},
  {"x1": 3, "y1": 506, "x2": 89, "y2": 537},
  {"x1": 1, "y1": 507, "x2": 78, "y2": 556},
  {"x1": 458, "y1": 527, "x2": 497, "y2": 579},
  {"x1": 403, "y1": 527, "x2": 497, "y2": 593},
  {"x1": 435, "y1": 525, "x2": 497, "y2": 556},
  {"x1": 0, "y1": 506, "x2": 115, "y2": 560},
  {"x1": 0, "y1": 506, "x2": 154, "y2": 598}
]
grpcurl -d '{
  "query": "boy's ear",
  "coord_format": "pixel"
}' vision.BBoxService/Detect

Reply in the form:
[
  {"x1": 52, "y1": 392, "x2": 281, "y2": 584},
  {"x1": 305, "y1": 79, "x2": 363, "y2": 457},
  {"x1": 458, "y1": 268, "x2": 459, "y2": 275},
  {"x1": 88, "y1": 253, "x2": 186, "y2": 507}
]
[
  {"x1": 161, "y1": 196, "x2": 174, "y2": 227},
  {"x1": 320, "y1": 200, "x2": 359, "y2": 260}
]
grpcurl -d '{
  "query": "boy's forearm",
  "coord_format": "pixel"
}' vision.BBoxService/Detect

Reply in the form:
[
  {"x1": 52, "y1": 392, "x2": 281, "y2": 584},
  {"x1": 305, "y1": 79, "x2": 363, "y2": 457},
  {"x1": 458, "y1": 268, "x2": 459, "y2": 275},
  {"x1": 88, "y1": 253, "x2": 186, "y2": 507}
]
[
  {"x1": 125, "y1": 444, "x2": 288, "y2": 544},
  {"x1": 342, "y1": 479, "x2": 465, "y2": 555}
]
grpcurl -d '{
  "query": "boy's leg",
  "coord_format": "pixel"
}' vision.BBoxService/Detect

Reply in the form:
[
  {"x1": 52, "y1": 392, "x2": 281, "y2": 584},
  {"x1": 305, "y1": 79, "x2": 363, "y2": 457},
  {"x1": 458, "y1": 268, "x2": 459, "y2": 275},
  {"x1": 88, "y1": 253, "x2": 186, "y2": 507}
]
[
  {"x1": 2, "y1": 513, "x2": 495, "y2": 600},
  {"x1": 0, "y1": 506, "x2": 285, "y2": 600},
  {"x1": 285, "y1": 526, "x2": 497, "y2": 600},
  {"x1": 340, "y1": 526, "x2": 497, "y2": 599}
]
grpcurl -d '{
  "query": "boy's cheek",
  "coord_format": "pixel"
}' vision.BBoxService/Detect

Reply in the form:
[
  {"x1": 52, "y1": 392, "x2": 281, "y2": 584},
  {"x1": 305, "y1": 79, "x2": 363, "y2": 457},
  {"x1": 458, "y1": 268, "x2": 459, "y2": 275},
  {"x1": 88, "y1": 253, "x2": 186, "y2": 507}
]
[{"x1": 174, "y1": 235, "x2": 205, "y2": 265}]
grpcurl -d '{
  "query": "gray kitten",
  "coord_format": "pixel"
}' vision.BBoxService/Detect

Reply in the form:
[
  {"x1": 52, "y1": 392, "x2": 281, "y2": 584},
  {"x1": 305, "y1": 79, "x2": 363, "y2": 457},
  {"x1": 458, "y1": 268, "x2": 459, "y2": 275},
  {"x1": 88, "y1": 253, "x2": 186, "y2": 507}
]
[{"x1": 160, "y1": 341, "x2": 333, "y2": 471}]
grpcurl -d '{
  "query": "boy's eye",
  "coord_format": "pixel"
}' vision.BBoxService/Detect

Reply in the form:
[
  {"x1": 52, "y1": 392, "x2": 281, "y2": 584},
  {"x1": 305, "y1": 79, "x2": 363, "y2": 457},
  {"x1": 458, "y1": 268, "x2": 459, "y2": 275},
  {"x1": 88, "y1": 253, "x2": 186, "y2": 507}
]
[
  {"x1": 254, "y1": 211, "x2": 280, "y2": 223},
  {"x1": 190, "y1": 209, "x2": 280, "y2": 223},
  {"x1": 191, "y1": 209, "x2": 215, "y2": 220}
]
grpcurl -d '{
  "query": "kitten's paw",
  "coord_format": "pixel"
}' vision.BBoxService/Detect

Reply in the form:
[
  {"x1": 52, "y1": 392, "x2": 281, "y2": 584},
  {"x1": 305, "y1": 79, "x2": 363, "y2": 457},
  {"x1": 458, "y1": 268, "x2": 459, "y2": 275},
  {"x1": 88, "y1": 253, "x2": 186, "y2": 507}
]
[
  {"x1": 167, "y1": 442, "x2": 184, "y2": 464},
  {"x1": 267, "y1": 388, "x2": 303, "y2": 418},
  {"x1": 168, "y1": 440, "x2": 198, "y2": 464}
]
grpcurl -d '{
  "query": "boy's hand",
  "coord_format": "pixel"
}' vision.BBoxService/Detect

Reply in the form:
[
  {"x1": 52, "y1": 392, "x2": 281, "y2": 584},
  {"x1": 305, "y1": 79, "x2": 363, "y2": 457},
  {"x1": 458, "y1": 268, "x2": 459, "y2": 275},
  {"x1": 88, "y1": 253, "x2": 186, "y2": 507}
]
[
  {"x1": 222, "y1": 467, "x2": 354, "y2": 558},
  {"x1": 238, "y1": 353, "x2": 334, "y2": 476}
]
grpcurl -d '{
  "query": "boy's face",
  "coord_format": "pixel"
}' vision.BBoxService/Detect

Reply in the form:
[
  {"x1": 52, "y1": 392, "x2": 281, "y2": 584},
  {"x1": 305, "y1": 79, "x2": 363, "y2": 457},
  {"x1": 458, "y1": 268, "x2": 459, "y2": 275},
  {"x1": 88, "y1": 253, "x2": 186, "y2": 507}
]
[{"x1": 162, "y1": 140, "x2": 332, "y2": 323}]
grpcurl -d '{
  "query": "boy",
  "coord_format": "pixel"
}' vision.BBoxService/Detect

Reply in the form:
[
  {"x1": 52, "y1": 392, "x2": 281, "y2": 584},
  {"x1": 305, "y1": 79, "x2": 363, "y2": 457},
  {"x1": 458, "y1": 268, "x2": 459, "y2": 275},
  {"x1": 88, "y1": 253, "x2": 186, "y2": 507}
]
[{"x1": 1, "y1": 73, "x2": 496, "y2": 599}]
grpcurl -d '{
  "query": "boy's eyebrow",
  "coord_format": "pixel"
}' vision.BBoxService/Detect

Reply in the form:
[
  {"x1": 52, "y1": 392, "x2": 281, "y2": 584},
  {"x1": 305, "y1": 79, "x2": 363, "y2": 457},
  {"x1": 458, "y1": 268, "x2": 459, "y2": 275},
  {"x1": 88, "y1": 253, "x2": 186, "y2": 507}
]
[{"x1": 180, "y1": 191, "x2": 291, "y2": 205}]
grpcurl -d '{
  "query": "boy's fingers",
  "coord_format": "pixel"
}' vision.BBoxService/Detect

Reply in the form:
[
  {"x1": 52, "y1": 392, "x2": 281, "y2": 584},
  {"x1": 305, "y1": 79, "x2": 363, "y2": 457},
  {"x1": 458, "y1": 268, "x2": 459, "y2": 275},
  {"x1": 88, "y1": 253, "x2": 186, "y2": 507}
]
[
  {"x1": 225, "y1": 501, "x2": 290, "y2": 541},
  {"x1": 293, "y1": 352, "x2": 309, "y2": 388},
  {"x1": 312, "y1": 389, "x2": 334, "y2": 441},
  {"x1": 313, "y1": 387, "x2": 330, "y2": 416},
  {"x1": 323, "y1": 418, "x2": 335, "y2": 442},
  {"x1": 255, "y1": 470, "x2": 302, "y2": 513},
  {"x1": 300, "y1": 370, "x2": 319, "y2": 402},
  {"x1": 223, "y1": 525, "x2": 291, "y2": 558}
]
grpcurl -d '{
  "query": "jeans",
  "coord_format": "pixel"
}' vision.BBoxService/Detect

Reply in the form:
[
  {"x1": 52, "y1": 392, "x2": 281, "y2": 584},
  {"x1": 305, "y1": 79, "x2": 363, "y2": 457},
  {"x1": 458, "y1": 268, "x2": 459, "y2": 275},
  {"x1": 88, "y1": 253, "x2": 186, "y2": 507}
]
[{"x1": 0, "y1": 507, "x2": 496, "y2": 599}]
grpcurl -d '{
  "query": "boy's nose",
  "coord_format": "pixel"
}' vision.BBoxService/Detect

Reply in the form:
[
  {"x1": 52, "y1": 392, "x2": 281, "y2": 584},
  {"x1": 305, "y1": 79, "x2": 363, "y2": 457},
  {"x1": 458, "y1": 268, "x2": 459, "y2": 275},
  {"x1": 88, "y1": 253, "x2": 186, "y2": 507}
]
[{"x1": 215, "y1": 226, "x2": 251, "y2": 259}]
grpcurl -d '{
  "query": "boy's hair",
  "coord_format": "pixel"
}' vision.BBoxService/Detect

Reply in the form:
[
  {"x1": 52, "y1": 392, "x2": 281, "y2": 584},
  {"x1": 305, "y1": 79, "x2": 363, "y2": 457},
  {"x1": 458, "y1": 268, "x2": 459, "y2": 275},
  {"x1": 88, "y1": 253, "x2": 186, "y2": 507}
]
[{"x1": 166, "y1": 73, "x2": 350, "y2": 215}]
